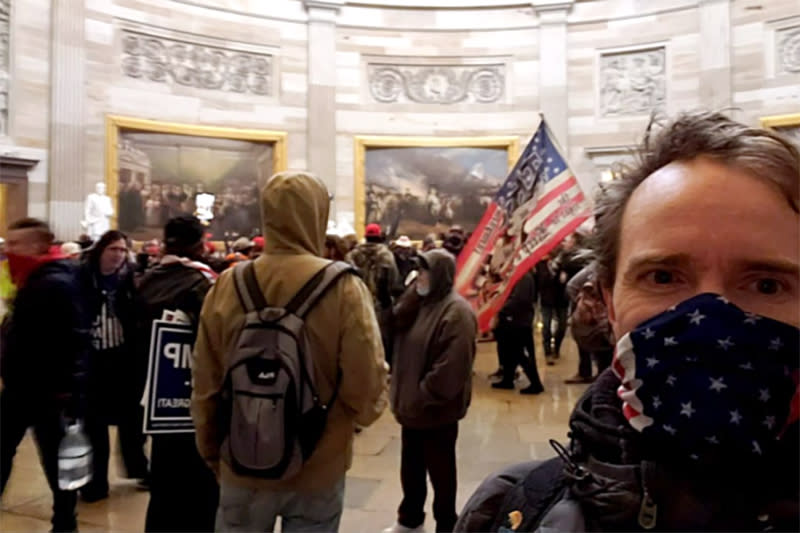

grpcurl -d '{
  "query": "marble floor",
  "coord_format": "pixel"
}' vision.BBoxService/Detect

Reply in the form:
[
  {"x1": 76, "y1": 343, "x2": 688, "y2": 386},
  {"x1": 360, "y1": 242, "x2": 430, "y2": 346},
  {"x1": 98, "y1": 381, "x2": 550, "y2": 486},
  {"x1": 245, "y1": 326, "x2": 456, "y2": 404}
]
[{"x1": 0, "y1": 331, "x2": 591, "y2": 532}]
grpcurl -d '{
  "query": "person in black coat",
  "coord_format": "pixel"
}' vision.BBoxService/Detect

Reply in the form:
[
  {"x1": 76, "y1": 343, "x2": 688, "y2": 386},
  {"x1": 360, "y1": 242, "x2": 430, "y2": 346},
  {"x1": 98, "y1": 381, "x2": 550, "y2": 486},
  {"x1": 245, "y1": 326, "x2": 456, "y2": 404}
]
[
  {"x1": 0, "y1": 218, "x2": 89, "y2": 532},
  {"x1": 536, "y1": 234, "x2": 589, "y2": 367},
  {"x1": 535, "y1": 256, "x2": 568, "y2": 365},
  {"x1": 136, "y1": 216, "x2": 219, "y2": 533},
  {"x1": 79, "y1": 230, "x2": 149, "y2": 502},
  {"x1": 490, "y1": 268, "x2": 544, "y2": 394}
]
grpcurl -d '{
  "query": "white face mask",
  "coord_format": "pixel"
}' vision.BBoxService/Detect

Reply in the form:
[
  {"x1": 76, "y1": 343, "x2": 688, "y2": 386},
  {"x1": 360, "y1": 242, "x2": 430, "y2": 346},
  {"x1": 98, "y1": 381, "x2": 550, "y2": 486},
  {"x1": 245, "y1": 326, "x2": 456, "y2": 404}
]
[{"x1": 416, "y1": 268, "x2": 431, "y2": 297}]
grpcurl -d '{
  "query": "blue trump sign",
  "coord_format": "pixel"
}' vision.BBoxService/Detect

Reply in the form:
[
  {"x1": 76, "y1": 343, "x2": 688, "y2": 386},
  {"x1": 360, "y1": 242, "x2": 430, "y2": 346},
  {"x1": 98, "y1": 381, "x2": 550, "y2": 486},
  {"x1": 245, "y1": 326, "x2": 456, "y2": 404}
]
[{"x1": 143, "y1": 320, "x2": 196, "y2": 434}]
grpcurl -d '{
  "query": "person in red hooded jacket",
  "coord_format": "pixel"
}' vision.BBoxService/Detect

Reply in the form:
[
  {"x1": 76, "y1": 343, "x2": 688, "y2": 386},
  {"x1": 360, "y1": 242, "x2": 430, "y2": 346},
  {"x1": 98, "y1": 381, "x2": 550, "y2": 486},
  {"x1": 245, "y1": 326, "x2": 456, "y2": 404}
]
[{"x1": 0, "y1": 218, "x2": 89, "y2": 532}]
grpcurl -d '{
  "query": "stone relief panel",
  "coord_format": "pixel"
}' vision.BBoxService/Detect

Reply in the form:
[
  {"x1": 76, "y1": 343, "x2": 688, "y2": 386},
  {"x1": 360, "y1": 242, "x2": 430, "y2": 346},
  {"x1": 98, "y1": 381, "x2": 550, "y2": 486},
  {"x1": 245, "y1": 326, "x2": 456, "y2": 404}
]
[
  {"x1": 120, "y1": 28, "x2": 273, "y2": 96},
  {"x1": 777, "y1": 26, "x2": 800, "y2": 75},
  {"x1": 599, "y1": 47, "x2": 666, "y2": 117},
  {"x1": 0, "y1": 0, "x2": 9, "y2": 136},
  {"x1": 367, "y1": 64, "x2": 505, "y2": 104}
]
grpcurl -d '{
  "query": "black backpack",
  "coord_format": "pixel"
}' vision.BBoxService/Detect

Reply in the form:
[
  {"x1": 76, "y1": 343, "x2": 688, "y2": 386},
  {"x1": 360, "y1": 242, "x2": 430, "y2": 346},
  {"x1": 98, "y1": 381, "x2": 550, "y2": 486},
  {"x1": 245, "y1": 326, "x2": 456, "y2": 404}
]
[
  {"x1": 491, "y1": 457, "x2": 570, "y2": 532},
  {"x1": 220, "y1": 260, "x2": 355, "y2": 480}
]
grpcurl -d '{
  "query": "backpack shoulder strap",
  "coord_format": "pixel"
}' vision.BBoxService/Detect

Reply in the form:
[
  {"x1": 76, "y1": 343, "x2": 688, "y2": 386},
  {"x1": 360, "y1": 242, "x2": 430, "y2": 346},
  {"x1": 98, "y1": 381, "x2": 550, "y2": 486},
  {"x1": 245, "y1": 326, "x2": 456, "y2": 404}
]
[
  {"x1": 233, "y1": 261, "x2": 268, "y2": 312},
  {"x1": 286, "y1": 261, "x2": 357, "y2": 319}
]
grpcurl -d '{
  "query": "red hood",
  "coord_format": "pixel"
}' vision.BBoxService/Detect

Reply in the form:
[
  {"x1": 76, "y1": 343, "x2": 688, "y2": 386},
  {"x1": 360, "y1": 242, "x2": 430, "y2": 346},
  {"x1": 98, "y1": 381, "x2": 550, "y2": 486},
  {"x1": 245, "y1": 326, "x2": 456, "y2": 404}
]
[{"x1": 7, "y1": 248, "x2": 66, "y2": 288}]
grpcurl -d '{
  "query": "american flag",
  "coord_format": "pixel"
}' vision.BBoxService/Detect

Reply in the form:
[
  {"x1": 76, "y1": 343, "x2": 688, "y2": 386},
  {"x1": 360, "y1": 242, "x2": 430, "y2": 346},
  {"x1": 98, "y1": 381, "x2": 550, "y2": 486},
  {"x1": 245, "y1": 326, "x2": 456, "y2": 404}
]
[
  {"x1": 455, "y1": 117, "x2": 591, "y2": 332},
  {"x1": 613, "y1": 293, "x2": 799, "y2": 463}
]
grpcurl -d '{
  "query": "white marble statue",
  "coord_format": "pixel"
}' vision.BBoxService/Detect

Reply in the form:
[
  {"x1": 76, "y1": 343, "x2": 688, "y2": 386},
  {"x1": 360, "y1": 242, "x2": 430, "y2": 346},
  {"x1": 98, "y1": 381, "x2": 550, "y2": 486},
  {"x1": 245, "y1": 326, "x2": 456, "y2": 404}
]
[{"x1": 83, "y1": 182, "x2": 114, "y2": 241}]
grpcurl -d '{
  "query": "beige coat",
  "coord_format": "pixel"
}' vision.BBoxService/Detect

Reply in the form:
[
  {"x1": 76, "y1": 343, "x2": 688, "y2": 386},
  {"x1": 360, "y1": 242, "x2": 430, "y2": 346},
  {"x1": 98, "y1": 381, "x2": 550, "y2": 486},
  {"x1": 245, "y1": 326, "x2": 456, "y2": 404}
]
[{"x1": 191, "y1": 171, "x2": 388, "y2": 493}]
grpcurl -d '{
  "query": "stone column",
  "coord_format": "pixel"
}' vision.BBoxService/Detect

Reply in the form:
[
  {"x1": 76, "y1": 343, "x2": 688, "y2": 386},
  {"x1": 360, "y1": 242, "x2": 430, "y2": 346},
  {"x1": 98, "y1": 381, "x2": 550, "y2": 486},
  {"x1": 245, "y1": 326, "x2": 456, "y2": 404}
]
[
  {"x1": 49, "y1": 0, "x2": 86, "y2": 239},
  {"x1": 699, "y1": 0, "x2": 732, "y2": 109},
  {"x1": 532, "y1": 1, "x2": 574, "y2": 151},
  {"x1": 304, "y1": 0, "x2": 342, "y2": 216}
]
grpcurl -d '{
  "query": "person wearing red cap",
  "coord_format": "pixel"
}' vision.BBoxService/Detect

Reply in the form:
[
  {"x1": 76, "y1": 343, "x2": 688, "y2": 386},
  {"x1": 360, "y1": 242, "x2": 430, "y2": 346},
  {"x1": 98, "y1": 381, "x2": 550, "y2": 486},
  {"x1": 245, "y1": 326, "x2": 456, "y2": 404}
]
[
  {"x1": 250, "y1": 236, "x2": 265, "y2": 259},
  {"x1": 346, "y1": 223, "x2": 400, "y2": 366}
]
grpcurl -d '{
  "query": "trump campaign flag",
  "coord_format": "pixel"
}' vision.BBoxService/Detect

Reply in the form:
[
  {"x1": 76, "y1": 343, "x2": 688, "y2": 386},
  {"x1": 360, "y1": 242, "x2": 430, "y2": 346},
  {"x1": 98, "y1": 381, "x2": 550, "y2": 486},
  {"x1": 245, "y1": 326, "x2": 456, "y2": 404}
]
[{"x1": 455, "y1": 117, "x2": 592, "y2": 332}]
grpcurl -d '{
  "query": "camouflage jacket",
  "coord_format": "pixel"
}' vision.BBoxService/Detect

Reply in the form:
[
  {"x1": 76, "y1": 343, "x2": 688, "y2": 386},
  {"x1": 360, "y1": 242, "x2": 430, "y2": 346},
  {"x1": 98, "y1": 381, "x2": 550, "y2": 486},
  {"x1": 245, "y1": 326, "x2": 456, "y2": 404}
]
[{"x1": 346, "y1": 243, "x2": 400, "y2": 307}]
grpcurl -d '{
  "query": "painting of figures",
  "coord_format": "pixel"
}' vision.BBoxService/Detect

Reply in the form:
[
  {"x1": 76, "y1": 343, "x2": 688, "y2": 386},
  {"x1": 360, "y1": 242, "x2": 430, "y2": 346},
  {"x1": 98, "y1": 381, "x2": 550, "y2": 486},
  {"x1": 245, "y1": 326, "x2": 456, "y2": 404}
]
[
  {"x1": 356, "y1": 137, "x2": 518, "y2": 240},
  {"x1": 106, "y1": 116, "x2": 286, "y2": 242}
]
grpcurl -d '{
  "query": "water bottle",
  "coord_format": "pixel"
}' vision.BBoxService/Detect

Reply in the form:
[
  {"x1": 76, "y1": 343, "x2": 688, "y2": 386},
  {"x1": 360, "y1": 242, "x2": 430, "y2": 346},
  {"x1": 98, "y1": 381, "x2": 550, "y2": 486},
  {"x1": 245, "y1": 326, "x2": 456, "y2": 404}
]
[{"x1": 57, "y1": 422, "x2": 93, "y2": 491}]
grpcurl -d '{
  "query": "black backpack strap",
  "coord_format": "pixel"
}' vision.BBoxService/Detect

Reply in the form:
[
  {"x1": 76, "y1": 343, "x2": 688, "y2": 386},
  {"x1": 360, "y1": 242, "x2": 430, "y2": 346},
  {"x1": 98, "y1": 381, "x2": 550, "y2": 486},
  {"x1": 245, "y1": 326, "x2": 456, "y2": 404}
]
[
  {"x1": 286, "y1": 261, "x2": 357, "y2": 319},
  {"x1": 233, "y1": 261, "x2": 268, "y2": 312}
]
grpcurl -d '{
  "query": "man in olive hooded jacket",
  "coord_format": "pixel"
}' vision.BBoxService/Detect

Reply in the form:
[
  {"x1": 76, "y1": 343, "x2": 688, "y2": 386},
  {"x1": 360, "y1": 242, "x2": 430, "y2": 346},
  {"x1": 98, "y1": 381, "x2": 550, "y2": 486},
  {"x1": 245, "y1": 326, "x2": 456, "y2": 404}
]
[{"x1": 191, "y1": 171, "x2": 388, "y2": 532}]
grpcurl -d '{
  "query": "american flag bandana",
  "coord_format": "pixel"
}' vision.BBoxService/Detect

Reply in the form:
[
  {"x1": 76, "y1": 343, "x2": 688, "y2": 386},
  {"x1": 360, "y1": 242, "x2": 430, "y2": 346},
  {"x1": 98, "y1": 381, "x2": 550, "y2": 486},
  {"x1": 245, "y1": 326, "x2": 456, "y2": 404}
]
[{"x1": 613, "y1": 293, "x2": 799, "y2": 464}]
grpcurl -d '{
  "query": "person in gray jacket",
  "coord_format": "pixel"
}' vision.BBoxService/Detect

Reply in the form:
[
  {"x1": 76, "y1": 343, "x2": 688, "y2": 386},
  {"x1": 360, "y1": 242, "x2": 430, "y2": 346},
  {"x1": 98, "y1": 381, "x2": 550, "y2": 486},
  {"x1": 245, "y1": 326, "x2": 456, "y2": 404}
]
[{"x1": 384, "y1": 249, "x2": 478, "y2": 533}]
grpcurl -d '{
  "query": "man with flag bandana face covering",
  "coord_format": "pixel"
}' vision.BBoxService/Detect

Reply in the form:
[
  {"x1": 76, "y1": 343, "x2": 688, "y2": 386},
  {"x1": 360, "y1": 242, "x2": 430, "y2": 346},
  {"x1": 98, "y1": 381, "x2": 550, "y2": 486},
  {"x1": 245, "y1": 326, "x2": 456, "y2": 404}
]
[{"x1": 455, "y1": 111, "x2": 799, "y2": 533}]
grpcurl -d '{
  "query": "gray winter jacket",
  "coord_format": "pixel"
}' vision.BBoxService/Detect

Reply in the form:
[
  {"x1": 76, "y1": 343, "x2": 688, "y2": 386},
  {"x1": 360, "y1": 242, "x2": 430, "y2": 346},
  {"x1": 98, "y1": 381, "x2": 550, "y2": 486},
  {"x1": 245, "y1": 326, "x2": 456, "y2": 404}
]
[{"x1": 390, "y1": 249, "x2": 477, "y2": 429}]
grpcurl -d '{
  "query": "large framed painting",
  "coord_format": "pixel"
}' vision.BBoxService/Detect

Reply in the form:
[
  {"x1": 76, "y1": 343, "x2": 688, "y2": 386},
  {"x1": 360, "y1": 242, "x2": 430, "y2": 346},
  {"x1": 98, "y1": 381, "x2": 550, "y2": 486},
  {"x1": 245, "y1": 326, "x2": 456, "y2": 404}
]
[
  {"x1": 761, "y1": 113, "x2": 800, "y2": 146},
  {"x1": 354, "y1": 136, "x2": 519, "y2": 240},
  {"x1": 105, "y1": 115, "x2": 287, "y2": 241}
]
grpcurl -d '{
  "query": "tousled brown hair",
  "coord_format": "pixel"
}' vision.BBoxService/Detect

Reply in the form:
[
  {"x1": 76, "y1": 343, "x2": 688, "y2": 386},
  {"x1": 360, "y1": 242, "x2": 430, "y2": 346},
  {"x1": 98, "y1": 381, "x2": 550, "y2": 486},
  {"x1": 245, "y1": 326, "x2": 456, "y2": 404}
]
[{"x1": 592, "y1": 110, "x2": 800, "y2": 289}]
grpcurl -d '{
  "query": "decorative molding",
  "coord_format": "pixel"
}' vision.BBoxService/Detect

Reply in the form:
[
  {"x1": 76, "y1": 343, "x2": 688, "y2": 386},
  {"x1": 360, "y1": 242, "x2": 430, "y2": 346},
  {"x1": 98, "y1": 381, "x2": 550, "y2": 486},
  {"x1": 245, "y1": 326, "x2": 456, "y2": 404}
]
[
  {"x1": 119, "y1": 25, "x2": 275, "y2": 96},
  {"x1": 531, "y1": 0, "x2": 574, "y2": 24},
  {"x1": 367, "y1": 64, "x2": 505, "y2": 104},
  {"x1": 777, "y1": 25, "x2": 800, "y2": 75},
  {"x1": 0, "y1": 0, "x2": 9, "y2": 136},
  {"x1": 584, "y1": 145, "x2": 635, "y2": 167},
  {"x1": 304, "y1": 0, "x2": 344, "y2": 23},
  {"x1": 599, "y1": 46, "x2": 666, "y2": 117}
]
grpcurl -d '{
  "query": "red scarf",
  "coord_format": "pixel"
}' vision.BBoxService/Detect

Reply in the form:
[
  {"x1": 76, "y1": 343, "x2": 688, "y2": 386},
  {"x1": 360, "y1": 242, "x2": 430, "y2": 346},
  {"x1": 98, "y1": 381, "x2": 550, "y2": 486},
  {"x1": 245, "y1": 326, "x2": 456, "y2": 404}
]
[{"x1": 7, "y1": 246, "x2": 66, "y2": 288}]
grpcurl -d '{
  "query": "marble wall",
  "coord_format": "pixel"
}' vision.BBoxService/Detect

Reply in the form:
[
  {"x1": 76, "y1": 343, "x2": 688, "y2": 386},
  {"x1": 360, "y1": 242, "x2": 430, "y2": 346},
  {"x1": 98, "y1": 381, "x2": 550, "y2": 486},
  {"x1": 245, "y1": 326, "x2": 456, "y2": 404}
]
[{"x1": 2, "y1": 0, "x2": 799, "y2": 237}]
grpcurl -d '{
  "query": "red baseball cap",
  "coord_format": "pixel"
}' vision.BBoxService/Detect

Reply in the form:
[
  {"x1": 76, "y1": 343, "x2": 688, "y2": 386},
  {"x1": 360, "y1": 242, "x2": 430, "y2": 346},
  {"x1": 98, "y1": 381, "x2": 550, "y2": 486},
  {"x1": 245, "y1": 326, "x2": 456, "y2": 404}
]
[{"x1": 365, "y1": 223, "x2": 382, "y2": 237}]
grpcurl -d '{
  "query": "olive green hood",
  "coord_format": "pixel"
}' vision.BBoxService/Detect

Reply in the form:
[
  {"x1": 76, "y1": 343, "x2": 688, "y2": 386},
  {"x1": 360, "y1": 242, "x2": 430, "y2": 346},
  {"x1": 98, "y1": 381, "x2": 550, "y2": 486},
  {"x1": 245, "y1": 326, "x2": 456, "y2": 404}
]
[{"x1": 262, "y1": 171, "x2": 329, "y2": 256}]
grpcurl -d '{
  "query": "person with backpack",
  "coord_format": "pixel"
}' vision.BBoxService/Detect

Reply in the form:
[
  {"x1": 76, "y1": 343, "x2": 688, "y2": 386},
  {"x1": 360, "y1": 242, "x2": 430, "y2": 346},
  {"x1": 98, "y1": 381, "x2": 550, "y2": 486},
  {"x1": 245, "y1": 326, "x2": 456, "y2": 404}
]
[
  {"x1": 135, "y1": 216, "x2": 220, "y2": 532},
  {"x1": 564, "y1": 261, "x2": 614, "y2": 384},
  {"x1": 346, "y1": 223, "x2": 400, "y2": 366},
  {"x1": 191, "y1": 171, "x2": 388, "y2": 533},
  {"x1": 383, "y1": 249, "x2": 477, "y2": 533}
]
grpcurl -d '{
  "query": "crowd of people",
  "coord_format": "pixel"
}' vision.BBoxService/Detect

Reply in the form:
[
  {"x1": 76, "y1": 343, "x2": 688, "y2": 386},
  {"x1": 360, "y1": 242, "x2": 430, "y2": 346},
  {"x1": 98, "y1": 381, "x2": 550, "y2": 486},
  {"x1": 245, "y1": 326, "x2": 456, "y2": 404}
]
[
  {"x1": 117, "y1": 179, "x2": 262, "y2": 240},
  {"x1": 0, "y1": 110, "x2": 798, "y2": 533}
]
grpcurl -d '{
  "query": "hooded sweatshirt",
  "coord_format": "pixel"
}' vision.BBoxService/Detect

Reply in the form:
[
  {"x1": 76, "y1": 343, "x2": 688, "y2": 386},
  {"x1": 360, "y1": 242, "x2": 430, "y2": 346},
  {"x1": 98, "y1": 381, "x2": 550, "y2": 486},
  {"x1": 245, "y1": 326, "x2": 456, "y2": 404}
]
[
  {"x1": 390, "y1": 249, "x2": 477, "y2": 429},
  {"x1": 191, "y1": 171, "x2": 388, "y2": 492}
]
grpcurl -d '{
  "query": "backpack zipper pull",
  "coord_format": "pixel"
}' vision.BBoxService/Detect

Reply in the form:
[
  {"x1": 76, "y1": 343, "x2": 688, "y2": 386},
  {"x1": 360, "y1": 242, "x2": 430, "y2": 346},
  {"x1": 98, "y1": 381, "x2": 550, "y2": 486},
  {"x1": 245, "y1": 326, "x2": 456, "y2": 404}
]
[{"x1": 638, "y1": 490, "x2": 657, "y2": 529}]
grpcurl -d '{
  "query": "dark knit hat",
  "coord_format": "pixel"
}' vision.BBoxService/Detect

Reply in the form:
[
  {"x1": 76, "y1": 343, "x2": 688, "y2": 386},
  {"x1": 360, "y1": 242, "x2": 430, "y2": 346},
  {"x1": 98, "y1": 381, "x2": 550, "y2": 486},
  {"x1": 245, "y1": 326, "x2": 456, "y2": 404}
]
[{"x1": 164, "y1": 215, "x2": 204, "y2": 250}]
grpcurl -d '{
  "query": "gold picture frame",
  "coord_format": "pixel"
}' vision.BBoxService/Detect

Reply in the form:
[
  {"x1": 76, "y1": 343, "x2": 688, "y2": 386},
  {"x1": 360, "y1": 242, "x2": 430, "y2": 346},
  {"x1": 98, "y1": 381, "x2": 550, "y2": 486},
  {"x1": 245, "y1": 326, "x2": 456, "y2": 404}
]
[
  {"x1": 760, "y1": 112, "x2": 800, "y2": 129},
  {"x1": 760, "y1": 113, "x2": 800, "y2": 144},
  {"x1": 354, "y1": 135, "x2": 520, "y2": 239},
  {"x1": 105, "y1": 115, "x2": 288, "y2": 240}
]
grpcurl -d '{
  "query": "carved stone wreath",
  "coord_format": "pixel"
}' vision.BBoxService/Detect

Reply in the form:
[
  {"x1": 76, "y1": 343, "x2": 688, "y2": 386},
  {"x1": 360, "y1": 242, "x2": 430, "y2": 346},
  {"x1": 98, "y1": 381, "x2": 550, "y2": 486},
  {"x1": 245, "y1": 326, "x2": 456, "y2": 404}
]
[
  {"x1": 777, "y1": 26, "x2": 800, "y2": 74},
  {"x1": 121, "y1": 31, "x2": 271, "y2": 96},
  {"x1": 368, "y1": 64, "x2": 504, "y2": 104}
]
